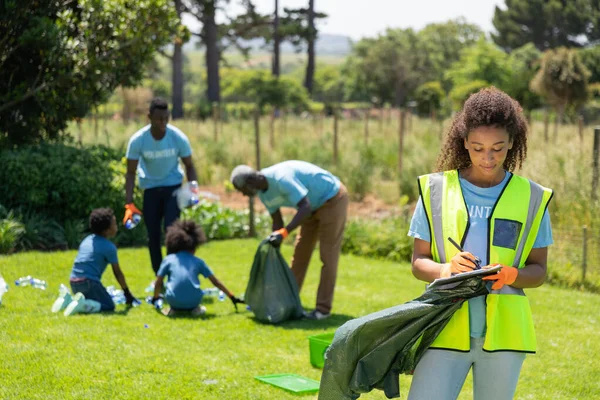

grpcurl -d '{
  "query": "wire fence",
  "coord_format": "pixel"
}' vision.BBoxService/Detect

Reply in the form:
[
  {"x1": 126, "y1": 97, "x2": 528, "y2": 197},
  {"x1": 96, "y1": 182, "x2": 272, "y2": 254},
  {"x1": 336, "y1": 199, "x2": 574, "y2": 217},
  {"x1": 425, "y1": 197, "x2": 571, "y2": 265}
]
[{"x1": 551, "y1": 227, "x2": 600, "y2": 285}]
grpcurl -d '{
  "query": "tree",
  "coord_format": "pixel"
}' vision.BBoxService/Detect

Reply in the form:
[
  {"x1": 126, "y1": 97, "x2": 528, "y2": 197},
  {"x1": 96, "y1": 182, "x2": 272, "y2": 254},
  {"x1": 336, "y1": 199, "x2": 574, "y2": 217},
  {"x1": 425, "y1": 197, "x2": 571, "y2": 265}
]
[
  {"x1": 172, "y1": 0, "x2": 188, "y2": 119},
  {"x1": 446, "y1": 38, "x2": 510, "y2": 90},
  {"x1": 505, "y1": 43, "x2": 542, "y2": 113},
  {"x1": 222, "y1": 70, "x2": 309, "y2": 110},
  {"x1": 0, "y1": 0, "x2": 180, "y2": 147},
  {"x1": 183, "y1": 0, "x2": 268, "y2": 103},
  {"x1": 304, "y1": 0, "x2": 316, "y2": 94},
  {"x1": 531, "y1": 47, "x2": 590, "y2": 130},
  {"x1": 580, "y1": 45, "x2": 600, "y2": 84},
  {"x1": 272, "y1": 0, "x2": 280, "y2": 77},
  {"x1": 417, "y1": 18, "x2": 484, "y2": 91},
  {"x1": 311, "y1": 65, "x2": 345, "y2": 104},
  {"x1": 414, "y1": 81, "x2": 445, "y2": 116},
  {"x1": 492, "y1": 0, "x2": 600, "y2": 51},
  {"x1": 264, "y1": 2, "x2": 327, "y2": 93},
  {"x1": 343, "y1": 29, "x2": 427, "y2": 107}
]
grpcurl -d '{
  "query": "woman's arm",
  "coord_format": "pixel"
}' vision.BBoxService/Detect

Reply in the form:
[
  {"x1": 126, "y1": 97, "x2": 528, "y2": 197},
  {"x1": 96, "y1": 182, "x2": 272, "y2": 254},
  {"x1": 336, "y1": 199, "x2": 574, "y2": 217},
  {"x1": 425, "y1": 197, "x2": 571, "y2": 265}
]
[
  {"x1": 411, "y1": 238, "x2": 444, "y2": 283},
  {"x1": 510, "y1": 247, "x2": 547, "y2": 288}
]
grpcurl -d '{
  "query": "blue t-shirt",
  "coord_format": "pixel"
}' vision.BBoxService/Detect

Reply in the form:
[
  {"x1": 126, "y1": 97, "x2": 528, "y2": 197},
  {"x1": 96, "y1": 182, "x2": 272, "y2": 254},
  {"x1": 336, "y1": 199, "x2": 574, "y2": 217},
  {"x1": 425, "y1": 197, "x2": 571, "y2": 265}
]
[
  {"x1": 126, "y1": 124, "x2": 192, "y2": 189},
  {"x1": 70, "y1": 234, "x2": 119, "y2": 282},
  {"x1": 408, "y1": 171, "x2": 553, "y2": 337},
  {"x1": 157, "y1": 252, "x2": 214, "y2": 310},
  {"x1": 258, "y1": 160, "x2": 341, "y2": 214}
]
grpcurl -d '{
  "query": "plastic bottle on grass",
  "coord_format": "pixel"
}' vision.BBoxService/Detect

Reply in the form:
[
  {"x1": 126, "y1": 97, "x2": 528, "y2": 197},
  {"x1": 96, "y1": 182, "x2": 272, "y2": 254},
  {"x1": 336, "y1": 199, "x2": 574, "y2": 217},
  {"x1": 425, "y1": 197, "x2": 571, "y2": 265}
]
[
  {"x1": 107, "y1": 286, "x2": 126, "y2": 305},
  {"x1": 144, "y1": 281, "x2": 155, "y2": 293},
  {"x1": 31, "y1": 278, "x2": 47, "y2": 290},
  {"x1": 189, "y1": 181, "x2": 199, "y2": 206},
  {"x1": 125, "y1": 213, "x2": 142, "y2": 230},
  {"x1": 203, "y1": 287, "x2": 225, "y2": 302},
  {"x1": 0, "y1": 275, "x2": 8, "y2": 305},
  {"x1": 15, "y1": 276, "x2": 32, "y2": 287}
]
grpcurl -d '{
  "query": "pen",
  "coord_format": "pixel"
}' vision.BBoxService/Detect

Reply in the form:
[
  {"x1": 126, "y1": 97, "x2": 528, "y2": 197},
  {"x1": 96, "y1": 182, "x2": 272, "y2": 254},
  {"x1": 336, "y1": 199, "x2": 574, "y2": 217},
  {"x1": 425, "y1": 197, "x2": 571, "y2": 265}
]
[{"x1": 447, "y1": 237, "x2": 481, "y2": 269}]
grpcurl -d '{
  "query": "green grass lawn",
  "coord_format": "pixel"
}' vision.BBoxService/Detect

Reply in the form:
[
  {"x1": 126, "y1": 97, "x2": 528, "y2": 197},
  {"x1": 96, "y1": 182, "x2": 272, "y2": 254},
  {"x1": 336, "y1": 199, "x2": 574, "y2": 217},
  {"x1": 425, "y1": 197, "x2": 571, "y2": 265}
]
[{"x1": 1, "y1": 239, "x2": 599, "y2": 399}]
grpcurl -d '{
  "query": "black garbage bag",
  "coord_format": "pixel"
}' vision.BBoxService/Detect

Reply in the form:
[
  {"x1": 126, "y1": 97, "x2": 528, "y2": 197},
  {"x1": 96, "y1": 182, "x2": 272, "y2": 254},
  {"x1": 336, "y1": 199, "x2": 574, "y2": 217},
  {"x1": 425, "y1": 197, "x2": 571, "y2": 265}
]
[
  {"x1": 319, "y1": 271, "x2": 494, "y2": 399},
  {"x1": 244, "y1": 240, "x2": 304, "y2": 324}
]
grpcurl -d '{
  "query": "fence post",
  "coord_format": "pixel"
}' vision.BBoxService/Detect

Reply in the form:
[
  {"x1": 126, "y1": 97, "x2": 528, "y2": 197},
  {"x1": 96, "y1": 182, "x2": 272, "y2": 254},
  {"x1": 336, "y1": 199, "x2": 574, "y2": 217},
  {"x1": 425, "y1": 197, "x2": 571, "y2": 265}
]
[
  {"x1": 578, "y1": 115, "x2": 584, "y2": 143},
  {"x1": 398, "y1": 109, "x2": 406, "y2": 179},
  {"x1": 543, "y1": 108, "x2": 549, "y2": 143},
  {"x1": 364, "y1": 108, "x2": 369, "y2": 145},
  {"x1": 212, "y1": 102, "x2": 219, "y2": 141},
  {"x1": 582, "y1": 226, "x2": 588, "y2": 283},
  {"x1": 333, "y1": 106, "x2": 339, "y2": 165},
  {"x1": 592, "y1": 127, "x2": 600, "y2": 200},
  {"x1": 248, "y1": 107, "x2": 261, "y2": 238}
]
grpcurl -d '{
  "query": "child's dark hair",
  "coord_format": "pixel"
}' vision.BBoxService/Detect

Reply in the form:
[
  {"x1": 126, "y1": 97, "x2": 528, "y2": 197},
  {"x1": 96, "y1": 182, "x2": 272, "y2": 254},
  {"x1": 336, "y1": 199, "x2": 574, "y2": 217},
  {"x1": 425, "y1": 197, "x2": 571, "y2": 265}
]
[
  {"x1": 436, "y1": 87, "x2": 528, "y2": 172},
  {"x1": 89, "y1": 208, "x2": 114, "y2": 235},
  {"x1": 149, "y1": 97, "x2": 169, "y2": 115},
  {"x1": 166, "y1": 220, "x2": 207, "y2": 254}
]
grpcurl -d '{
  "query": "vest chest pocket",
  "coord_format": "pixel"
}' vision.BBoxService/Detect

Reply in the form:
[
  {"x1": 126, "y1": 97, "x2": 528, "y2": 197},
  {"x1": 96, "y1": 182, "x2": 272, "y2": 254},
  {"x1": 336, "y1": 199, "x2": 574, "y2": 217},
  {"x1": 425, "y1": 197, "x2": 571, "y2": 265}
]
[{"x1": 492, "y1": 218, "x2": 522, "y2": 250}]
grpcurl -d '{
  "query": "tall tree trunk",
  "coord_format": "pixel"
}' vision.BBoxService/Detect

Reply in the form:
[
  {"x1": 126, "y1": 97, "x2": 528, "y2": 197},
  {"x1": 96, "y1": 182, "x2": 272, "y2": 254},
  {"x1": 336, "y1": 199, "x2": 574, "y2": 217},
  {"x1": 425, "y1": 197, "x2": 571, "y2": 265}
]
[
  {"x1": 171, "y1": 0, "x2": 184, "y2": 119},
  {"x1": 204, "y1": 0, "x2": 220, "y2": 102},
  {"x1": 272, "y1": 0, "x2": 280, "y2": 77},
  {"x1": 303, "y1": 0, "x2": 315, "y2": 95}
]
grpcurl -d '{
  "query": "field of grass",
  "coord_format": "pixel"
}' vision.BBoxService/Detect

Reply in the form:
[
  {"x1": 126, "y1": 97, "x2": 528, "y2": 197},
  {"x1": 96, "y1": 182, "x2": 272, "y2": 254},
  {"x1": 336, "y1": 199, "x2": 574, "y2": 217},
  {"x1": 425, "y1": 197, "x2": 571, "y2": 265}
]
[{"x1": 0, "y1": 239, "x2": 598, "y2": 399}]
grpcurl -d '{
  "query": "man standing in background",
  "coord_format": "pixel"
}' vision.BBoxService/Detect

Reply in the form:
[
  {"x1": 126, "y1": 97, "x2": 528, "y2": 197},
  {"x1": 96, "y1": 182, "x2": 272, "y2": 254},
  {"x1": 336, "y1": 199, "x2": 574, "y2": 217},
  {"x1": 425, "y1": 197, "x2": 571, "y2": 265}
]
[{"x1": 124, "y1": 98, "x2": 198, "y2": 274}]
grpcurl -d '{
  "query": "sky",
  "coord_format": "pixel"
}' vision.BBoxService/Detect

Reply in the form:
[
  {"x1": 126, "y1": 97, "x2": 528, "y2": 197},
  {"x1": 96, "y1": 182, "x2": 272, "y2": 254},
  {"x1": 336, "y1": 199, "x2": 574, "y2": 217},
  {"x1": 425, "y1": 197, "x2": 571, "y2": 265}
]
[{"x1": 183, "y1": 0, "x2": 505, "y2": 40}]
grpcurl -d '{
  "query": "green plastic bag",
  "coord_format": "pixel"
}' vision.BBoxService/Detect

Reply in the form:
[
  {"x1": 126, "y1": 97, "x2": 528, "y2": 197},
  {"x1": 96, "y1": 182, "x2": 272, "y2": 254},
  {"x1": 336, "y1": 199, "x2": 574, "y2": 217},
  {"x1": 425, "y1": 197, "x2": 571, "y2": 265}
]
[{"x1": 244, "y1": 240, "x2": 304, "y2": 324}]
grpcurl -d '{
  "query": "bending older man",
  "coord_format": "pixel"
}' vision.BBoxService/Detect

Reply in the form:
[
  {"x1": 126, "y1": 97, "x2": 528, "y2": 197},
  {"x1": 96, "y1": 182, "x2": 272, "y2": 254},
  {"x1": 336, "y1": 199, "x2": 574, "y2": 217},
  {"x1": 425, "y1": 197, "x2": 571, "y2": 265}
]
[{"x1": 231, "y1": 160, "x2": 349, "y2": 320}]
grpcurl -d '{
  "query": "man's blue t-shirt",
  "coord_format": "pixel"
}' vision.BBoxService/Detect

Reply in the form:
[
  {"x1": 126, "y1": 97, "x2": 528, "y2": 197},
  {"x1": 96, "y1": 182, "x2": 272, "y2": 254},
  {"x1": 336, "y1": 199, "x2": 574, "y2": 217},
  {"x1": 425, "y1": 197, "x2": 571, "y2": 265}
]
[
  {"x1": 258, "y1": 160, "x2": 340, "y2": 214},
  {"x1": 157, "y1": 252, "x2": 214, "y2": 310},
  {"x1": 126, "y1": 124, "x2": 192, "y2": 189},
  {"x1": 70, "y1": 234, "x2": 119, "y2": 282},
  {"x1": 408, "y1": 171, "x2": 553, "y2": 338}
]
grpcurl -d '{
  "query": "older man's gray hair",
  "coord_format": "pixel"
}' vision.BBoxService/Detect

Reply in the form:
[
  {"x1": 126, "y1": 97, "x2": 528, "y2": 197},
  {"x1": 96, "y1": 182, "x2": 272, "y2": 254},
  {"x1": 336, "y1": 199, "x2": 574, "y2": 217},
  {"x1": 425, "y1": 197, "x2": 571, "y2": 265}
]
[{"x1": 230, "y1": 165, "x2": 257, "y2": 189}]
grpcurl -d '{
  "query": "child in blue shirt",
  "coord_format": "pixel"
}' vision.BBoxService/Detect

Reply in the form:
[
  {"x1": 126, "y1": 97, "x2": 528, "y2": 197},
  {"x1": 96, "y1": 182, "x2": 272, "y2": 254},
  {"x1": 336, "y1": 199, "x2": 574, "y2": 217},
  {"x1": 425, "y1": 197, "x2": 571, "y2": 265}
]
[
  {"x1": 149, "y1": 220, "x2": 244, "y2": 316},
  {"x1": 53, "y1": 208, "x2": 140, "y2": 316}
]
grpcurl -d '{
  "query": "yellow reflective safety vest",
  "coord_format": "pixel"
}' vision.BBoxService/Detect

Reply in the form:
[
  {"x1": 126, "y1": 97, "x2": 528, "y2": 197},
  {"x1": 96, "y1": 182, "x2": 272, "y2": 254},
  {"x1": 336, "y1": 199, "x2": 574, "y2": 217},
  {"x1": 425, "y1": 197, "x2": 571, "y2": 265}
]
[{"x1": 418, "y1": 170, "x2": 553, "y2": 353}]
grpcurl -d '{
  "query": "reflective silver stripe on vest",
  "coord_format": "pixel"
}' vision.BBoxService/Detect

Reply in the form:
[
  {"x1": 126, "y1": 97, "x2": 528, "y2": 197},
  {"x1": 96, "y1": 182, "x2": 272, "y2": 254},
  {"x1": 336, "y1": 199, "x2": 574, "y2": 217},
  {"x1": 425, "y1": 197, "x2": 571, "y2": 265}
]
[
  {"x1": 512, "y1": 181, "x2": 545, "y2": 268},
  {"x1": 429, "y1": 172, "x2": 446, "y2": 263},
  {"x1": 490, "y1": 285, "x2": 525, "y2": 296}
]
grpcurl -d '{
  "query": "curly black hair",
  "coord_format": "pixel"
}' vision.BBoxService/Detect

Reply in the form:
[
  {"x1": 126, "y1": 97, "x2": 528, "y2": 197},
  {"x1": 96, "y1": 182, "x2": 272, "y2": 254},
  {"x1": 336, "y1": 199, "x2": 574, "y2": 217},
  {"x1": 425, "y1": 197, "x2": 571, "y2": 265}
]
[
  {"x1": 166, "y1": 220, "x2": 207, "y2": 254},
  {"x1": 89, "y1": 208, "x2": 114, "y2": 235},
  {"x1": 436, "y1": 87, "x2": 528, "y2": 172}
]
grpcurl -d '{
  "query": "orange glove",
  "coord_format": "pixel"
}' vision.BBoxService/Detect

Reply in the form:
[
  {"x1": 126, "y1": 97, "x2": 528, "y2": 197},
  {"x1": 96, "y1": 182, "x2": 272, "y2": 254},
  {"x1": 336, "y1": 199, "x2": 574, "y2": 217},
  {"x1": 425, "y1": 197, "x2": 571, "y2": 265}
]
[
  {"x1": 123, "y1": 203, "x2": 142, "y2": 225},
  {"x1": 440, "y1": 252, "x2": 478, "y2": 278},
  {"x1": 482, "y1": 264, "x2": 519, "y2": 290}
]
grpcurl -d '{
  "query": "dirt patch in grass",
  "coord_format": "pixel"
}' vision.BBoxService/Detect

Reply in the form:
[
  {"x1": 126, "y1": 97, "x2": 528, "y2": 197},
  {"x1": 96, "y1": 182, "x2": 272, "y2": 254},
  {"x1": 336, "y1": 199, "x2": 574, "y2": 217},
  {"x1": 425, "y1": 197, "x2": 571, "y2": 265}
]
[{"x1": 199, "y1": 185, "x2": 401, "y2": 219}]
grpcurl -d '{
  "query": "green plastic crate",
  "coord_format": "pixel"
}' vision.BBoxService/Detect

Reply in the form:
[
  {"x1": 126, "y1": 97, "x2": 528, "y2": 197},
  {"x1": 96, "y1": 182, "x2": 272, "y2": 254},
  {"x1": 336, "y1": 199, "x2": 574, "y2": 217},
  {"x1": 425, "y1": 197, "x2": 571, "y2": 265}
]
[{"x1": 308, "y1": 332, "x2": 335, "y2": 368}]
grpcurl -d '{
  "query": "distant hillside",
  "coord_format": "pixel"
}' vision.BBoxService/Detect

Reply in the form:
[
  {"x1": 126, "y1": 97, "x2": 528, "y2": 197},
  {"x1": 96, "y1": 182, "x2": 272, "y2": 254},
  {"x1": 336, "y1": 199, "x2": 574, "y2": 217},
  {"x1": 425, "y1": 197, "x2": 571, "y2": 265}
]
[{"x1": 183, "y1": 33, "x2": 353, "y2": 56}]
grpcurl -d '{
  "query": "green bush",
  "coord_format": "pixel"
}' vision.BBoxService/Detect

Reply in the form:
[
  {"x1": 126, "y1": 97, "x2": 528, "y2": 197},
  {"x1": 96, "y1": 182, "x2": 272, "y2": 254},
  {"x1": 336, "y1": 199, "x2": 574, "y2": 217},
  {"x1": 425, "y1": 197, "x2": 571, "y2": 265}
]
[
  {"x1": 341, "y1": 217, "x2": 413, "y2": 263},
  {"x1": 346, "y1": 146, "x2": 376, "y2": 201},
  {"x1": 181, "y1": 200, "x2": 270, "y2": 241},
  {"x1": 0, "y1": 143, "x2": 142, "y2": 224},
  {"x1": 414, "y1": 81, "x2": 445, "y2": 116},
  {"x1": 449, "y1": 80, "x2": 489, "y2": 109},
  {"x1": 0, "y1": 212, "x2": 25, "y2": 254}
]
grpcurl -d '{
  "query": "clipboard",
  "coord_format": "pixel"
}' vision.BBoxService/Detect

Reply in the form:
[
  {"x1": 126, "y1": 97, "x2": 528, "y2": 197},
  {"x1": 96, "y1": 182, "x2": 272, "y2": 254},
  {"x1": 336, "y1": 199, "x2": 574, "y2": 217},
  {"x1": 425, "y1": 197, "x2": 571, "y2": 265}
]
[{"x1": 428, "y1": 264, "x2": 503, "y2": 288}]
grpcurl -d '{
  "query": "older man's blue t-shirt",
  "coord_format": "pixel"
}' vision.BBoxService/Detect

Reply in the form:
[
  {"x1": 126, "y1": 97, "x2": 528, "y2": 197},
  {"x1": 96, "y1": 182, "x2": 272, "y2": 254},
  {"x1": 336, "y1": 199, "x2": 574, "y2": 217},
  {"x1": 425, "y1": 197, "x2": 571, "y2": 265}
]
[
  {"x1": 157, "y1": 252, "x2": 213, "y2": 310},
  {"x1": 126, "y1": 124, "x2": 192, "y2": 189},
  {"x1": 70, "y1": 234, "x2": 119, "y2": 282},
  {"x1": 257, "y1": 160, "x2": 340, "y2": 214},
  {"x1": 408, "y1": 171, "x2": 553, "y2": 338}
]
